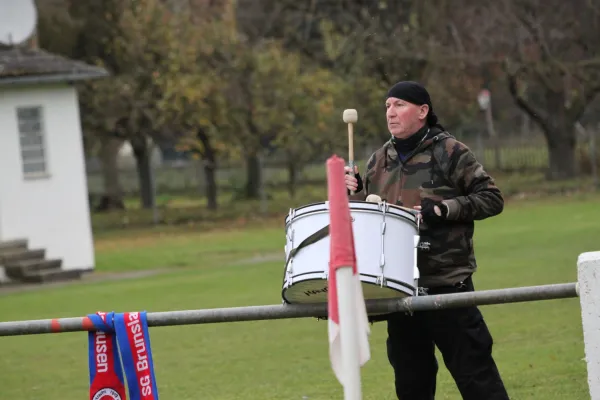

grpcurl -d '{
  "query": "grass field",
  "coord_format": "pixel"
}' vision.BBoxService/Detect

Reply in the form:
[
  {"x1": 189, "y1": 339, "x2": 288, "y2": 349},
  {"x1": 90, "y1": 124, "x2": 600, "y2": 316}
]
[{"x1": 1, "y1": 192, "x2": 599, "y2": 399}]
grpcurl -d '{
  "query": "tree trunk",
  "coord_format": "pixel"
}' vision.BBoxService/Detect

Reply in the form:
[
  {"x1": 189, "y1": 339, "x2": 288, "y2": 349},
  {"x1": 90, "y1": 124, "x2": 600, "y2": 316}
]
[
  {"x1": 245, "y1": 153, "x2": 261, "y2": 199},
  {"x1": 507, "y1": 80, "x2": 578, "y2": 180},
  {"x1": 287, "y1": 159, "x2": 297, "y2": 198},
  {"x1": 130, "y1": 137, "x2": 156, "y2": 209},
  {"x1": 197, "y1": 128, "x2": 218, "y2": 210},
  {"x1": 545, "y1": 127, "x2": 577, "y2": 180},
  {"x1": 96, "y1": 136, "x2": 125, "y2": 212},
  {"x1": 204, "y1": 162, "x2": 218, "y2": 210},
  {"x1": 544, "y1": 92, "x2": 577, "y2": 180}
]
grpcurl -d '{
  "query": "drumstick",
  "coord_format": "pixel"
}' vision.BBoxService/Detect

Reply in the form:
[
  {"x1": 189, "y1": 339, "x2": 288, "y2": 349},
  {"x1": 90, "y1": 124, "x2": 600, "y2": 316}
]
[{"x1": 343, "y1": 109, "x2": 358, "y2": 194}]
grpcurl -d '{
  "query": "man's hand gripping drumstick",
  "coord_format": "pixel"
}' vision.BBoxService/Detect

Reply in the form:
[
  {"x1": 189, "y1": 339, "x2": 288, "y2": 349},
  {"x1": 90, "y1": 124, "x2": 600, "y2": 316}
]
[{"x1": 343, "y1": 109, "x2": 358, "y2": 194}]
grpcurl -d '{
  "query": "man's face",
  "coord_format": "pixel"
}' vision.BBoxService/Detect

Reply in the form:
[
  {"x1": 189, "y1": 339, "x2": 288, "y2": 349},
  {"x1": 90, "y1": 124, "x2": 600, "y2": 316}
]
[{"x1": 385, "y1": 97, "x2": 429, "y2": 139}]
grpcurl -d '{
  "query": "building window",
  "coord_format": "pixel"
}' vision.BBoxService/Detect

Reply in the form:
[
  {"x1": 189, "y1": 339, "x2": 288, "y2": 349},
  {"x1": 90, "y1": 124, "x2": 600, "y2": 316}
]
[{"x1": 16, "y1": 106, "x2": 48, "y2": 178}]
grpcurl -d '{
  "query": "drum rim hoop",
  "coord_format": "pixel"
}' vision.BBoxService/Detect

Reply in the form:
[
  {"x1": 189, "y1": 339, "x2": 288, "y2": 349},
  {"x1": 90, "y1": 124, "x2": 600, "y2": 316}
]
[
  {"x1": 282, "y1": 271, "x2": 416, "y2": 291},
  {"x1": 284, "y1": 200, "x2": 417, "y2": 224},
  {"x1": 281, "y1": 275, "x2": 415, "y2": 304}
]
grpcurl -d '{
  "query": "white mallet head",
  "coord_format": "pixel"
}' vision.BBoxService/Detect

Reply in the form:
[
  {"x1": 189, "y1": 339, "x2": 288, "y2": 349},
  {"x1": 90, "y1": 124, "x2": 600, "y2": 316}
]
[
  {"x1": 366, "y1": 194, "x2": 382, "y2": 203},
  {"x1": 343, "y1": 109, "x2": 358, "y2": 124}
]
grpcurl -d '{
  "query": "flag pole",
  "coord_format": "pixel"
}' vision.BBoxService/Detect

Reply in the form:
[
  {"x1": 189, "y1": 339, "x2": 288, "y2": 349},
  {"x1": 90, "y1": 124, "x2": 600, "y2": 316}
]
[
  {"x1": 336, "y1": 266, "x2": 363, "y2": 400},
  {"x1": 326, "y1": 154, "x2": 369, "y2": 400}
]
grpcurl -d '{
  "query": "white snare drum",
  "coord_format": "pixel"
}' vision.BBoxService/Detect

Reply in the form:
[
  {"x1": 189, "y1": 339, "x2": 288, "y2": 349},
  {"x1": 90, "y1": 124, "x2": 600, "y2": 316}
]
[{"x1": 281, "y1": 200, "x2": 421, "y2": 306}]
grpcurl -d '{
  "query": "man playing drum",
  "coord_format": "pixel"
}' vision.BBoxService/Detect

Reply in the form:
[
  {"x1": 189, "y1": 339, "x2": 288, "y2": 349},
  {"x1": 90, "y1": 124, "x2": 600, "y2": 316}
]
[{"x1": 345, "y1": 81, "x2": 510, "y2": 400}]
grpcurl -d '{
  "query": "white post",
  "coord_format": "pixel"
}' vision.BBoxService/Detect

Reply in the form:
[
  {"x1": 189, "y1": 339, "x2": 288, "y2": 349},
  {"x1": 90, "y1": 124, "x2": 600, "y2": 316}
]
[
  {"x1": 336, "y1": 266, "x2": 362, "y2": 400},
  {"x1": 577, "y1": 251, "x2": 600, "y2": 399}
]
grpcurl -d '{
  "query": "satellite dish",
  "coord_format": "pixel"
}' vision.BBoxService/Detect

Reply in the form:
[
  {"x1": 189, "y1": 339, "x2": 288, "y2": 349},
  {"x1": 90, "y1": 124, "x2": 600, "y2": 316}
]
[{"x1": 0, "y1": 0, "x2": 38, "y2": 46}]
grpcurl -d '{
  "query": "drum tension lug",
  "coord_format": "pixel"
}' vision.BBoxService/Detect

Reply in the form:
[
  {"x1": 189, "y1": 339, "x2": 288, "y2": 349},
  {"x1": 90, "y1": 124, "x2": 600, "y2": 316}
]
[
  {"x1": 286, "y1": 263, "x2": 294, "y2": 285},
  {"x1": 417, "y1": 242, "x2": 431, "y2": 251}
]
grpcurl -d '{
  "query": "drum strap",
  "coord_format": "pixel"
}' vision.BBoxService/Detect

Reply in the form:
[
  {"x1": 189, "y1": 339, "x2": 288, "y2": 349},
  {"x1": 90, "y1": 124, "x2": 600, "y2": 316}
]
[{"x1": 284, "y1": 224, "x2": 330, "y2": 269}]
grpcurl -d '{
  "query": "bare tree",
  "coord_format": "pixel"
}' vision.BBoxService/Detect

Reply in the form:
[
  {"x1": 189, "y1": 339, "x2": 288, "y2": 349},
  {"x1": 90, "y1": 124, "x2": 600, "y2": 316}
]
[{"x1": 453, "y1": 0, "x2": 600, "y2": 179}]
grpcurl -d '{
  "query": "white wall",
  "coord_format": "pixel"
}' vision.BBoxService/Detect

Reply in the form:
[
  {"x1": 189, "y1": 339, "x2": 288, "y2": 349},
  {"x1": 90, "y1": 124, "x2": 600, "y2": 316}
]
[{"x1": 0, "y1": 84, "x2": 95, "y2": 270}]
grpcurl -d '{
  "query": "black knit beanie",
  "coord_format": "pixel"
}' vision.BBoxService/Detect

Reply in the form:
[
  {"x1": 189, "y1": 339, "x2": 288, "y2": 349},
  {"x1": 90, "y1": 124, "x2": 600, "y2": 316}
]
[{"x1": 386, "y1": 81, "x2": 439, "y2": 126}]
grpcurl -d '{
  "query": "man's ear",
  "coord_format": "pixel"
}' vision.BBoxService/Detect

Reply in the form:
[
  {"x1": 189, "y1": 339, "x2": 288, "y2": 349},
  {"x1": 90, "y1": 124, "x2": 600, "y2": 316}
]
[{"x1": 420, "y1": 104, "x2": 430, "y2": 120}]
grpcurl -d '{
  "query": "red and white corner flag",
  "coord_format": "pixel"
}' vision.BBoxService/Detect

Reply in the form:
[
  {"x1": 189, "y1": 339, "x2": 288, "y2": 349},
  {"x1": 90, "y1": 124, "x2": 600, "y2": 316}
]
[{"x1": 326, "y1": 154, "x2": 371, "y2": 395}]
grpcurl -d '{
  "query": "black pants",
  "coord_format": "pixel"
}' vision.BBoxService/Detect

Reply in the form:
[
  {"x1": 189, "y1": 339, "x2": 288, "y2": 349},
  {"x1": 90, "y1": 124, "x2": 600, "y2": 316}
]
[{"x1": 386, "y1": 277, "x2": 509, "y2": 400}]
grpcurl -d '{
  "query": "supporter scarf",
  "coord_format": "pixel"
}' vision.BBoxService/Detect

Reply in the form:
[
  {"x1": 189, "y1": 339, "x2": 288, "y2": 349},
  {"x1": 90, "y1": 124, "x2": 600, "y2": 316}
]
[{"x1": 88, "y1": 311, "x2": 159, "y2": 400}]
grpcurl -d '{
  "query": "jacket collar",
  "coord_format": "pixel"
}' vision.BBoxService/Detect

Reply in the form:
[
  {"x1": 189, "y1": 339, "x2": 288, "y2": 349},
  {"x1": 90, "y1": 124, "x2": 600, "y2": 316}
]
[{"x1": 385, "y1": 126, "x2": 447, "y2": 165}]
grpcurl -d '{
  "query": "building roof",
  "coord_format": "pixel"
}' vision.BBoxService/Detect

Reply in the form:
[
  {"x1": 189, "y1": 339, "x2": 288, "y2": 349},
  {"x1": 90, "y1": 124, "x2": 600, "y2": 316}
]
[{"x1": 0, "y1": 47, "x2": 109, "y2": 86}]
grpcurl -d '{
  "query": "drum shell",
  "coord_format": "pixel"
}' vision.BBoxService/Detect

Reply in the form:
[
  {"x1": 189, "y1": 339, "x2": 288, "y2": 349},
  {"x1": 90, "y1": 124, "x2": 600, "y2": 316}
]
[{"x1": 282, "y1": 201, "x2": 419, "y2": 306}]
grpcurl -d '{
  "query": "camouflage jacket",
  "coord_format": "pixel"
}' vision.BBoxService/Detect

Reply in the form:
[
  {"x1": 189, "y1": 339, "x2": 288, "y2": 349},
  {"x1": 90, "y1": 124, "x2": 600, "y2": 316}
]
[{"x1": 350, "y1": 126, "x2": 504, "y2": 288}]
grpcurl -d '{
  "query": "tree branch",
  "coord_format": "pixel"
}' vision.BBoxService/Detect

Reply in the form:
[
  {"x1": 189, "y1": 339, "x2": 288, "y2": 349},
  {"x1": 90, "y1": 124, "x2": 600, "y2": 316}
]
[{"x1": 505, "y1": 62, "x2": 551, "y2": 133}]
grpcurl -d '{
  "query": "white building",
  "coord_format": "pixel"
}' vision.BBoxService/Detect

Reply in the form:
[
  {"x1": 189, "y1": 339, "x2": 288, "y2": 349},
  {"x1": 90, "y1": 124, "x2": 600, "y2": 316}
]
[{"x1": 0, "y1": 46, "x2": 108, "y2": 284}]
